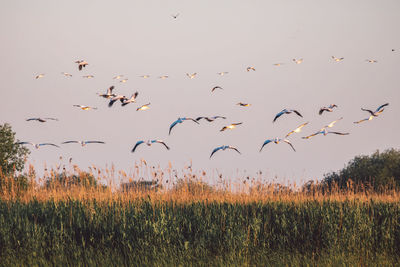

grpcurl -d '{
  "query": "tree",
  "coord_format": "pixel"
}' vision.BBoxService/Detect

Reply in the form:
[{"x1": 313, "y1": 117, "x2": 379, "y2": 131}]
[
  {"x1": 323, "y1": 148, "x2": 400, "y2": 192},
  {"x1": 0, "y1": 123, "x2": 30, "y2": 175}
]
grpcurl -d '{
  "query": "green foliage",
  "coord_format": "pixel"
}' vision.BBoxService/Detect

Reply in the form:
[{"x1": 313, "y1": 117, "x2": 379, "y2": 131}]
[
  {"x1": 0, "y1": 200, "x2": 399, "y2": 265},
  {"x1": 0, "y1": 123, "x2": 30, "y2": 175},
  {"x1": 323, "y1": 149, "x2": 400, "y2": 191}
]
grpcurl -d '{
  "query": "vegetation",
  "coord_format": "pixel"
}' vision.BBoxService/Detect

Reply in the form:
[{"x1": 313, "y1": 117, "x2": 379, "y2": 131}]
[
  {"x1": 323, "y1": 148, "x2": 400, "y2": 191},
  {"x1": 0, "y1": 123, "x2": 30, "y2": 175}
]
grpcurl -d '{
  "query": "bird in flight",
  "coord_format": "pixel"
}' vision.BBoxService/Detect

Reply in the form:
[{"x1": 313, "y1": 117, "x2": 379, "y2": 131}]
[
  {"x1": 83, "y1": 75, "x2": 94, "y2": 78},
  {"x1": 236, "y1": 102, "x2": 251, "y2": 107},
  {"x1": 131, "y1": 140, "x2": 170, "y2": 152},
  {"x1": 319, "y1": 104, "x2": 338, "y2": 115},
  {"x1": 211, "y1": 86, "x2": 223, "y2": 92},
  {"x1": 332, "y1": 56, "x2": 344, "y2": 62},
  {"x1": 159, "y1": 75, "x2": 169, "y2": 79},
  {"x1": 62, "y1": 140, "x2": 105, "y2": 146},
  {"x1": 113, "y1": 75, "x2": 124, "y2": 80},
  {"x1": 26, "y1": 117, "x2": 58, "y2": 123},
  {"x1": 75, "y1": 60, "x2": 88, "y2": 71},
  {"x1": 137, "y1": 103, "x2": 150, "y2": 111},
  {"x1": 140, "y1": 75, "x2": 150, "y2": 78},
  {"x1": 120, "y1": 79, "x2": 128, "y2": 83},
  {"x1": 171, "y1": 13, "x2": 179, "y2": 19},
  {"x1": 210, "y1": 145, "x2": 241, "y2": 158},
  {"x1": 302, "y1": 128, "x2": 349, "y2": 139},
  {"x1": 73, "y1": 105, "x2": 97, "y2": 110},
  {"x1": 186, "y1": 73, "x2": 197, "y2": 79},
  {"x1": 35, "y1": 74, "x2": 45, "y2": 79},
  {"x1": 366, "y1": 59, "x2": 378, "y2": 63},
  {"x1": 121, "y1": 92, "x2": 139, "y2": 106},
  {"x1": 217, "y1": 72, "x2": 229, "y2": 76},
  {"x1": 97, "y1": 86, "x2": 116, "y2": 99},
  {"x1": 293, "y1": 58, "x2": 303, "y2": 64},
  {"x1": 18, "y1": 142, "x2": 59, "y2": 149},
  {"x1": 196, "y1": 116, "x2": 226, "y2": 122},
  {"x1": 108, "y1": 95, "x2": 127, "y2": 107},
  {"x1": 325, "y1": 117, "x2": 343, "y2": 128},
  {"x1": 354, "y1": 103, "x2": 389, "y2": 124},
  {"x1": 285, "y1": 122, "x2": 309, "y2": 138},
  {"x1": 259, "y1": 138, "x2": 296, "y2": 152},
  {"x1": 273, "y1": 63, "x2": 284, "y2": 66},
  {"x1": 61, "y1": 72, "x2": 73, "y2": 77},
  {"x1": 220, "y1": 122, "x2": 242, "y2": 132},
  {"x1": 246, "y1": 66, "x2": 256, "y2": 72},
  {"x1": 273, "y1": 109, "x2": 303, "y2": 123},
  {"x1": 169, "y1": 117, "x2": 199, "y2": 135}
]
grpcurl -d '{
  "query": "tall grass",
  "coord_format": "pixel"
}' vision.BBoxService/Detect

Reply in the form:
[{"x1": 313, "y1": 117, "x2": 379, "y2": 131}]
[{"x1": 0, "y1": 163, "x2": 400, "y2": 266}]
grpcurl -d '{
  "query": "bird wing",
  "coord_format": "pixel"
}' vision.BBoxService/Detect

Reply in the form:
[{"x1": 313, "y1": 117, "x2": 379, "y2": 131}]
[
  {"x1": 319, "y1": 108, "x2": 328, "y2": 115},
  {"x1": 375, "y1": 103, "x2": 389, "y2": 112},
  {"x1": 273, "y1": 111, "x2": 285, "y2": 122},
  {"x1": 302, "y1": 131, "x2": 322, "y2": 139},
  {"x1": 220, "y1": 126, "x2": 227, "y2": 132},
  {"x1": 107, "y1": 86, "x2": 115, "y2": 95},
  {"x1": 186, "y1": 118, "x2": 200, "y2": 124},
  {"x1": 361, "y1": 108, "x2": 375, "y2": 116},
  {"x1": 327, "y1": 131, "x2": 349, "y2": 136},
  {"x1": 39, "y1": 143, "x2": 60, "y2": 148},
  {"x1": 228, "y1": 146, "x2": 241, "y2": 154},
  {"x1": 84, "y1": 141, "x2": 105, "y2": 144},
  {"x1": 62, "y1": 141, "x2": 79, "y2": 144},
  {"x1": 195, "y1": 116, "x2": 205, "y2": 121},
  {"x1": 210, "y1": 146, "x2": 223, "y2": 158},
  {"x1": 18, "y1": 142, "x2": 34, "y2": 146},
  {"x1": 131, "y1": 141, "x2": 145, "y2": 153},
  {"x1": 283, "y1": 139, "x2": 296, "y2": 152},
  {"x1": 154, "y1": 140, "x2": 170, "y2": 150},
  {"x1": 169, "y1": 119, "x2": 180, "y2": 135},
  {"x1": 292, "y1": 110, "x2": 303, "y2": 118},
  {"x1": 260, "y1": 140, "x2": 272, "y2": 152},
  {"x1": 44, "y1": 118, "x2": 58, "y2": 121},
  {"x1": 232, "y1": 122, "x2": 243, "y2": 126}
]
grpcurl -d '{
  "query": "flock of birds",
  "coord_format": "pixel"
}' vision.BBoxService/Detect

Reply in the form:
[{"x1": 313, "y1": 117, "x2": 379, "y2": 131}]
[{"x1": 24, "y1": 49, "x2": 392, "y2": 160}]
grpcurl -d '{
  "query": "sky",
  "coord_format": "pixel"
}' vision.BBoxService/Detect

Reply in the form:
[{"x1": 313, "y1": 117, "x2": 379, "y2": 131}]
[{"x1": 1, "y1": 0, "x2": 399, "y2": 185}]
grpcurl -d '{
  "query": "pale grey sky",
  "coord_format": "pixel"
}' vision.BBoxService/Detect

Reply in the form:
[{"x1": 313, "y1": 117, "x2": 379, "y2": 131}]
[{"x1": 1, "y1": 0, "x2": 399, "y2": 184}]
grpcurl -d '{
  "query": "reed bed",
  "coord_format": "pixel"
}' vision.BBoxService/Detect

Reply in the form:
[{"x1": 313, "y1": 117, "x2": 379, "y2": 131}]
[{"x1": 0, "y1": 163, "x2": 399, "y2": 266}]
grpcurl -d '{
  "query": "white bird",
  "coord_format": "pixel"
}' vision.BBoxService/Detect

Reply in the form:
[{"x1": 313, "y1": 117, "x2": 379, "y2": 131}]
[
  {"x1": 210, "y1": 145, "x2": 241, "y2": 158},
  {"x1": 131, "y1": 140, "x2": 170, "y2": 152},
  {"x1": 196, "y1": 116, "x2": 226, "y2": 122},
  {"x1": 186, "y1": 73, "x2": 197, "y2": 79},
  {"x1": 325, "y1": 117, "x2": 343, "y2": 128},
  {"x1": 140, "y1": 75, "x2": 150, "y2": 78},
  {"x1": 302, "y1": 128, "x2": 349, "y2": 139},
  {"x1": 354, "y1": 103, "x2": 389, "y2": 124},
  {"x1": 75, "y1": 60, "x2": 88, "y2": 71},
  {"x1": 217, "y1": 72, "x2": 229, "y2": 76},
  {"x1": 35, "y1": 74, "x2": 45, "y2": 79},
  {"x1": 121, "y1": 92, "x2": 139, "y2": 106},
  {"x1": 113, "y1": 75, "x2": 124, "y2": 80},
  {"x1": 220, "y1": 122, "x2": 242, "y2": 132},
  {"x1": 319, "y1": 104, "x2": 338, "y2": 115},
  {"x1": 18, "y1": 142, "x2": 59, "y2": 149},
  {"x1": 120, "y1": 79, "x2": 128, "y2": 83},
  {"x1": 26, "y1": 117, "x2": 58, "y2": 123},
  {"x1": 273, "y1": 63, "x2": 284, "y2": 66},
  {"x1": 73, "y1": 105, "x2": 97, "y2": 110},
  {"x1": 83, "y1": 75, "x2": 94, "y2": 78},
  {"x1": 273, "y1": 109, "x2": 303, "y2": 123},
  {"x1": 246, "y1": 66, "x2": 256, "y2": 72},
  {"x1": 366, "y1": 59, "x2": 378, "y2": 63},
  {"x1": 237, "y1": 102, "x2": 251, "y2": 107},
  {"x1": 108, "y1": 95, "x2": 128, "y2": 107},
  {"x1": 136, "y1": 103, "x2": 150, "y2": 111},
  {"x1": 97, "y1": 86, "x2": 116, "y2": 99},
  {"x1": 260, "y1": 138, "x2": 296, "y2": 152},
  {"x1": 332, "y1": 56, "x2": 344, "y2": 62},
  {"x1": 293, "y1": 58, "x2": 303, "y2": 64},
  {"x1": 285, "y1": 122, "x2": 309, "y2": 138},
  {"x1": 169, "y1": 117, "x2": 199, "y2": 135},
  {"x1": 62, "y1": 140, "x2": 105, "y2": 146},
  {"x1": 159, "y1": 75, "x2": 169, "y2": 79},
  {"x1": 171, "y1": 13, "x2": 179, "y2": 19},
  {"x1": 61, "y1": 72, "x2": 73, "y2": 77}
]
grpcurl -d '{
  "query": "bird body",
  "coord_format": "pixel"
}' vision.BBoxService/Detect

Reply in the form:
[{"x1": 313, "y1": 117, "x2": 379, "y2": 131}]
[
  {"x1": 196, "y1": 116, "x2": 226, "y2": 122},
  {"x1": 169, "y1": 117, "x2": 199, "y2": 135},
  {"x1": 35, "y1": 74, "x2": 45, "y2": 79},
  {"x1": 286, "y1": 122, "x2": 309, "y2": 137},
  {"x1": 211, "y1": 86, "x2": 223, "y2": 92},
  {"x1": 121, "y1": 92, "x2": 139, "y2": 106},
  {"x1": 120, "y1": 79, "x2": 128, "y2": 83},
  {"x1": 332, "y1": 56, "x2": 344, "y2": 62},
  {"x1": 366, "y1": 59, "x2": 378, "y2": 63},
  {"x1": 293, "y1": 58, "x2": 303, "y2": 64},
  {"x1": 171, "y1": 13, "x2": 179, "y2": 19},
  {"x1": 210, "y1": 145, "x2": 241, "y2": 158},
  {"x1": 237, "y1": 102, "x2": 251, "y2": 107},
  {"x1": 73, "y1": 105, "x2": 97, "y2": 110},
  {"x1": 75, "y1": 60, "x2": 88, "y2": 71},
  {"x1": 108, "y1": 95, "x2": 127, "y2": 107},
  {"x1": 302, "y1": 128, "x2": 349, "y2": 139},
  {"x1": 131, "y1": 140, "x2": 169, "y2": 152},
  {"x1": 246, "y1": 66, "x2": 256, "y2": 71},
  {"x1": 260, "y1": 138, "x2": 296, "y2": 152},
  {"x1": 140, "y1": 75, "x2": 150, "y2": 78},
  {"x1": 273, "y1": 109, "x2": 303, "y2": 122},
  {"x1": 113, "y1": 75, "x2": 124, "y2": 80},
  {"x1": 186, "y1": 73, "x2": 197, "y2": 79},
  {"x1": 98, "y1": 86, "x2": 116, "y2": 99},
  {"x1": 61, "y1": 72, "x2": 72, "y2": 77},
  {"x1": 217, "y1": 72, "x2": 229, "y2": 76},
  {"x1": 159, "y1": 75, "x2": 169, "y2": 79},
  {"x1": 83, "y1": 75, "x2": 94, "y2": 78}
]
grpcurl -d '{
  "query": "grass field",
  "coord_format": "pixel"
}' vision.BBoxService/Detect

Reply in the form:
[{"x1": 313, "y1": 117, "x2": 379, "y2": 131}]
[{"x1": 0, "y1": 164, "x2": 399, "y2": 266}]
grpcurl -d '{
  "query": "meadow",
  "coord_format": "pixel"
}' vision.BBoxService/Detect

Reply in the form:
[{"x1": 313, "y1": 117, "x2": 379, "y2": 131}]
[{"x1": 0, "y1": 163, "x2": 399, "y2": 266}]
